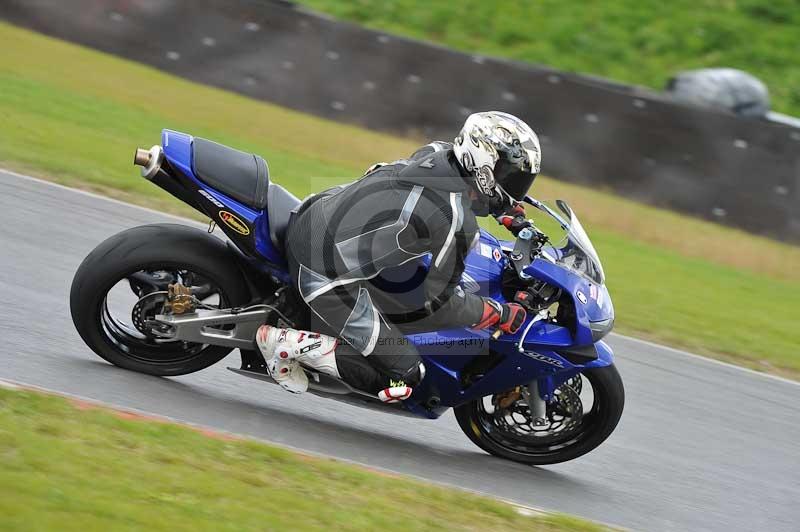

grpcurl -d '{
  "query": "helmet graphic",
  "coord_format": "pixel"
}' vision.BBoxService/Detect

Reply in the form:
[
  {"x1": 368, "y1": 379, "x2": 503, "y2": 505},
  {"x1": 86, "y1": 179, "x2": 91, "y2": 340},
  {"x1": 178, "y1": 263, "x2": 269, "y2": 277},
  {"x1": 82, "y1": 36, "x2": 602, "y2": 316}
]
[{"x1": 453, "y1": 111, "x2": 541, "y2": 214}]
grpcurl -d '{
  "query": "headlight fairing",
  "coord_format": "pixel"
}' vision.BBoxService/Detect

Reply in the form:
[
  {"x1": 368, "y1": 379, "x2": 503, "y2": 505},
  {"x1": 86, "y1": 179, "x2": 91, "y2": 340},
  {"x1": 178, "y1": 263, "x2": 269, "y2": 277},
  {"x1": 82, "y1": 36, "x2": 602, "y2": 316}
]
[{"x1": 590, "y1": 317, "x2": 615, "y2": 342}]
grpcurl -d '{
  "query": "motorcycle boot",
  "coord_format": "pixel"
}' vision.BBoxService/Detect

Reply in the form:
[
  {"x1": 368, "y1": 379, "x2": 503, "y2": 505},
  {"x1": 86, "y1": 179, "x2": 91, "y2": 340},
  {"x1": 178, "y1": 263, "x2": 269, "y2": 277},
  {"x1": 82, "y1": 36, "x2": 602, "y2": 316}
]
[{"x1": 256, "y1": 325, "x2": 339, "y2": 393}]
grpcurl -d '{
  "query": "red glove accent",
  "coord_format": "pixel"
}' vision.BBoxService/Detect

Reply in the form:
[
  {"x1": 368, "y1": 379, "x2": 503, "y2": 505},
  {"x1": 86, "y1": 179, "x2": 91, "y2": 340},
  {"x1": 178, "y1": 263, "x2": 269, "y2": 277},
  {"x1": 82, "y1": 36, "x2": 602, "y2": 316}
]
[
  {"x1": 497, "y1": 214, "x2": 533, "y2": 236},
  {"x1": 499, "y1": 303, "x2": 526, "y2": 334},
  {"x1": 496, "y1": 203, "x2": 531, "y2": 236},
  {"x1": 473, "y1": 299, "x2": 503, "y2": 330},
  {"x1": 473, "y1": 300, "x2": 527, "y2": 334},
  {"x1": 506, "y1": 204, "x2": 526, "y2": 217},
  {"x1": 497, "y1": 215, "x2": 515, "y2": 229}
]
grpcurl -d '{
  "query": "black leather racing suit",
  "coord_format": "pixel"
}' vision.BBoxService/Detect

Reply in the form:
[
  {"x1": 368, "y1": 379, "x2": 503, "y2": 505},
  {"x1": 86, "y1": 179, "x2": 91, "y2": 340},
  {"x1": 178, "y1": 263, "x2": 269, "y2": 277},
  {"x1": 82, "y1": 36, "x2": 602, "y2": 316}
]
[{"x1": 285, "y1": 142, "x2": 486, "y2": 393}]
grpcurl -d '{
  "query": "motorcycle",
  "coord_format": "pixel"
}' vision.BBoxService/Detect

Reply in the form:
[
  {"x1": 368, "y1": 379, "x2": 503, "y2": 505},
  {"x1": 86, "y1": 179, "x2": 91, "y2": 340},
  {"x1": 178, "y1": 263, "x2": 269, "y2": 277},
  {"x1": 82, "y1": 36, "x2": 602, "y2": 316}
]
[{"x1": 70, "y1": 130, "x2": 624, "y2": 465}]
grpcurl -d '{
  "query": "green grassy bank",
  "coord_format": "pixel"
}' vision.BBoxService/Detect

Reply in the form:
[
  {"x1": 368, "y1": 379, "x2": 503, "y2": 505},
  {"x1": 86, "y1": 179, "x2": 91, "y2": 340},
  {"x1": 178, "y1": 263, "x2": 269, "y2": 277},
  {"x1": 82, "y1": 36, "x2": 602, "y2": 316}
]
[
  {"x1": 299, "y1": 0, "x2": 800, "y2": 117},
  {"x1": 0, "y1": 386, "x2": 607, "y2": 531}
]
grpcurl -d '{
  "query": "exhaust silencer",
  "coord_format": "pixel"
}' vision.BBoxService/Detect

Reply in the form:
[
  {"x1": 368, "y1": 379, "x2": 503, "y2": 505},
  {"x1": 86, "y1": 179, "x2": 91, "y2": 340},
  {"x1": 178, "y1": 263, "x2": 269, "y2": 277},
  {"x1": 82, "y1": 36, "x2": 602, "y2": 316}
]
[
  {"x1": 133, "y1": 145, "x2": 164, "y2": 179},
  {"x1": 133, "y1": 148, "x2": 151, "y2": 166}
]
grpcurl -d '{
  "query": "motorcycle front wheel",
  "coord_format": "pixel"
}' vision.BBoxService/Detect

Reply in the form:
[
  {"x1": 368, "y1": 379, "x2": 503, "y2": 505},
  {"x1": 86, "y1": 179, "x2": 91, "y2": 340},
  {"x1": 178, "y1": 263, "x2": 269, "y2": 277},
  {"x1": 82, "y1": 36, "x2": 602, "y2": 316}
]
[
  {"x1": 70, "y1": 223, "x2": 252, "y2": 376},
  {"x1": 454, "y1": 364, "x2": 624, "y2": 465}
]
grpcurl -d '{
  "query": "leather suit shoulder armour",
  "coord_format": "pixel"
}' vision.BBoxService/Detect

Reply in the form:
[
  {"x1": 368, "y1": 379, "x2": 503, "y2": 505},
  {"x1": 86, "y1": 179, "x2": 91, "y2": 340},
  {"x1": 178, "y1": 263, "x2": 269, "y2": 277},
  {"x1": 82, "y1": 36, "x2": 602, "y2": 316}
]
[{"x1": 395, "y1": 149, "x2": 470, "y2": 194}]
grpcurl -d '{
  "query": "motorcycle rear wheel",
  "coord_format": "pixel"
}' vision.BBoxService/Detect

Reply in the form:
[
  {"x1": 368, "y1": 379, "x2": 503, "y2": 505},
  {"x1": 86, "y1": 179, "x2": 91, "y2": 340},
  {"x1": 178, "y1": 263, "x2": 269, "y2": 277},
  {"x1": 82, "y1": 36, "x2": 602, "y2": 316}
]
[
  {"x1": 70, "y1": 224, "x2": 252, "y2": 376},
  {"x1": 454, "y1": 364, "x2": 624, "y2": 465}
]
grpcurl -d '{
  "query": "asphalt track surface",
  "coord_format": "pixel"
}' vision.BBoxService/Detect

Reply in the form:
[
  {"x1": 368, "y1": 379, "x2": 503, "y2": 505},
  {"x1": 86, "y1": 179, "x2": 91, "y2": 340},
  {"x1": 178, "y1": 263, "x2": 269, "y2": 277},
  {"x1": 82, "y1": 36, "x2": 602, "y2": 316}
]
[{"x1": 1, "y1": 169, "x2": 798, "y2": 531}]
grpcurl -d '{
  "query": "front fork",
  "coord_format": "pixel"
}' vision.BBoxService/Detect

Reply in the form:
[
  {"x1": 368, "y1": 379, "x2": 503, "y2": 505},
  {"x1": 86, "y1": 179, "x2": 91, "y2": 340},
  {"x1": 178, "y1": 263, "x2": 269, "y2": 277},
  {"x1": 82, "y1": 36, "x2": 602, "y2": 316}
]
[
  {"x1": 524, "y1": 381, "x2": 548, "y2": 427},
  {"x1": 522, "y1": 371, "x2": 578, "y2": 427}
]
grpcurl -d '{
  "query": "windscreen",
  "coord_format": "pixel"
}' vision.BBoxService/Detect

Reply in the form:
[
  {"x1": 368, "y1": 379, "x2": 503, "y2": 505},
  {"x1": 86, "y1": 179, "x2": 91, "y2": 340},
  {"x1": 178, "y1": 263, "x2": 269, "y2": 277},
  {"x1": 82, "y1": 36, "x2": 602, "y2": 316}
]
[{"x1": 528, "y1": 198, "x2": 605, "y2": 284}]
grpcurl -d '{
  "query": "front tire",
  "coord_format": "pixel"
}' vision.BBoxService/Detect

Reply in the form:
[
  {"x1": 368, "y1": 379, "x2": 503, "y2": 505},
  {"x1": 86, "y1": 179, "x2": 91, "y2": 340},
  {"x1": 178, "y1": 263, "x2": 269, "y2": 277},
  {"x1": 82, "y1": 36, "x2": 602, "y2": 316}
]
[
  {"x1": 70, "y1": 224, "x2": 251, "y2": 376},
  {"x1": 455, "y1": 364, "x2": 624, "y2": 465}
]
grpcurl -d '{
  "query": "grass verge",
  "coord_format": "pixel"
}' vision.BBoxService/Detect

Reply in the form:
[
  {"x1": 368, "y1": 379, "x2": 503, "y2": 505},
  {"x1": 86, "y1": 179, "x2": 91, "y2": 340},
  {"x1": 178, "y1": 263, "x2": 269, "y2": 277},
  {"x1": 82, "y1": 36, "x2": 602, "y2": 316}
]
[
  {"x1": 0, "y1": 386, "x2": 608, "y2": 531},
  {"x1": 1, "y1": 22, "x2": 798, "y2": 378}
]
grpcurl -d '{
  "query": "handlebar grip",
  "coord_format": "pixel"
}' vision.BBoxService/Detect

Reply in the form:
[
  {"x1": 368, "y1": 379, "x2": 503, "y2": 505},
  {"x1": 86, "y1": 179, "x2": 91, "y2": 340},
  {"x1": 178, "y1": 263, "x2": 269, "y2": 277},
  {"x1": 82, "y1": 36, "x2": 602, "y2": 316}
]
[{"x1": 491, "y1": 329, "x2": 503, "y2": 340}]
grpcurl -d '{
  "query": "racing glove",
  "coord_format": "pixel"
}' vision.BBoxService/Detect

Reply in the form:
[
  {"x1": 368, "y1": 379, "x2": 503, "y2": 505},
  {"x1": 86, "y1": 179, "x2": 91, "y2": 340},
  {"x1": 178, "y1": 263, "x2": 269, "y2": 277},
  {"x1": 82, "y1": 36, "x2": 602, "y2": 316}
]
[
  {"x1": 472, "y1": 298, "x2": 527, "y2": 334},
  {"x1": 496, "y1": 205, "x2": 532, "y2": 236},
  {"x1": 504, "y1": 204, "x2": 526, "y2": 217}
]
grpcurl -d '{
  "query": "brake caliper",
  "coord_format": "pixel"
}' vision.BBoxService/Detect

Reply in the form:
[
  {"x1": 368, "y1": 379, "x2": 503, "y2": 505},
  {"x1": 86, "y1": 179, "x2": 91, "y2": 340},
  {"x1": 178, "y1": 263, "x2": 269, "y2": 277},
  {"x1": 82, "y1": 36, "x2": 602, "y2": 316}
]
[
  {"x1": 164, "y1": 283, "x2": 196, "y2": 315},
  {"x1": 496, "y1": 387, "x2": 522, "y2": 410}
]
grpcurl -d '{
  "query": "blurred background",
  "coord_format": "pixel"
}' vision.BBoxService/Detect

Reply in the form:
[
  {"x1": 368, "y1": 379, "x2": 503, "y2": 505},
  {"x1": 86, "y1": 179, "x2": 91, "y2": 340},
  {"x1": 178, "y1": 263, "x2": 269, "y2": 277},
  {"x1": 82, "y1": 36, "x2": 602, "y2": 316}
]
[
  {"x1": 1, "y1": 2, "x2": 799, "y2": 530},
  {"x1": 4, "y1": 0, "x2": 800, "y2": 239}
]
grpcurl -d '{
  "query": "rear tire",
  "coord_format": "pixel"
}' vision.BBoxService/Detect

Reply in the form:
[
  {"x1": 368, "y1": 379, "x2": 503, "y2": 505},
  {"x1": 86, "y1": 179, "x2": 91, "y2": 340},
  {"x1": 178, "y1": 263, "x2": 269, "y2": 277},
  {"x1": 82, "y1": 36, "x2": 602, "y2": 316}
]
[
  {"x1": 455, "y1": 364, "x2": 624, "y2": 465},
  {"x1": 70, "y1": 224, "x2": 251, "y2": 376}
]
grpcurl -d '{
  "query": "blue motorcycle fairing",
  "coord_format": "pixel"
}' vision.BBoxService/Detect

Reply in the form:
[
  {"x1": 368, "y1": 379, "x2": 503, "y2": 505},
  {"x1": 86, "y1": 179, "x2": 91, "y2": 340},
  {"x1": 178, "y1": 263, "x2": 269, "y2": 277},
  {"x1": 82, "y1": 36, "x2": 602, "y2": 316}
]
[
  {"x1": 522, "y1": 257, "x2": 614, "y2": 346},
  {"x1": 396, "y1": 234, "x2": 615, "y2": 415},
  {"x1": 155, "y1": 129, "x2": 616, "y2": 419},
  {"x1": 161, "y1": 129, "x2": 193, "y2": 180},
  {"x1": 460, "y1": 230, "x2": 507, "y2": 299}
]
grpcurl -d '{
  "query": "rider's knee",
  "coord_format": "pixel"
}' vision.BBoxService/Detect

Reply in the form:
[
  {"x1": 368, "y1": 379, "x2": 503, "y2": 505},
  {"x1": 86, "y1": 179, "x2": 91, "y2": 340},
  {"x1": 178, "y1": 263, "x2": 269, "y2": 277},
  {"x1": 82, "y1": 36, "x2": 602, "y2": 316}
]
[{"x1": 401, "y1": 361, "x2": 426, "y2": 387}]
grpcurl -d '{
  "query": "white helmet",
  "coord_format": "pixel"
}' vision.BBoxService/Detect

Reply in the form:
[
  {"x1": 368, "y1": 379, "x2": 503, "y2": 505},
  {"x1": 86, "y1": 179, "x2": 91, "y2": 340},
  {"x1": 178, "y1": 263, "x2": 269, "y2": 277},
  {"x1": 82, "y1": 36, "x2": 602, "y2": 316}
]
[{"x1": 453, "y1": 111, "x2": 541, "y2": 214}]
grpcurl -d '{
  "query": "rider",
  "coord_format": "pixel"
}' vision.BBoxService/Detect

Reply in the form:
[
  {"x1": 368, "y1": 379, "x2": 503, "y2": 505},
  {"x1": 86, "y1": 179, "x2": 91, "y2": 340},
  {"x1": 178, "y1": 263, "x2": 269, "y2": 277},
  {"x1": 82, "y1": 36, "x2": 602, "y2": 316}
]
[{"x1": 256, "y1": 111, "x2": 542, "y2": 402}]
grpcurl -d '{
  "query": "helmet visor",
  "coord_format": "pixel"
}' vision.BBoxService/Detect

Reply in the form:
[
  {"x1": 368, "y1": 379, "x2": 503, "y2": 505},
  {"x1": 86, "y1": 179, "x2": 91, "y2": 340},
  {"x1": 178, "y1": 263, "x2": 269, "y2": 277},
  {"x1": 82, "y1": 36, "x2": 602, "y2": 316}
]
[{"x1": 494, "y1": 158, "x2": 536, "y2": 200}]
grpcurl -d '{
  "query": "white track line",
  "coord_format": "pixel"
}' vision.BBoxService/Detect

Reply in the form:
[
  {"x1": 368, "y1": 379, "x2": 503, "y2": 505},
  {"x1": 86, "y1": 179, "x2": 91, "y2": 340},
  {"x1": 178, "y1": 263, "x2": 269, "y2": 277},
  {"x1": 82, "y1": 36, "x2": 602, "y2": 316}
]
[
  {"x1": 0, "y1": 167, "x2": 205, "y2": 227},
  {"x1": 610, "y1": 333, "x2": 799, "y2": 387},
  {"x1": 3, "y1": 167, "x2": 797, "y2": 388}
]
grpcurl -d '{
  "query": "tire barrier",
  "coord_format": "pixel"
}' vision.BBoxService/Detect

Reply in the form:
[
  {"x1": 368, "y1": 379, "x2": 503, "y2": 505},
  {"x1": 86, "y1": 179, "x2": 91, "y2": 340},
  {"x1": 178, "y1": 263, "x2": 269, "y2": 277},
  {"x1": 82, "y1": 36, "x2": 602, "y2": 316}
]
[{"x1": 3, "y1": 0, "x2": 798, "y2": 241}]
